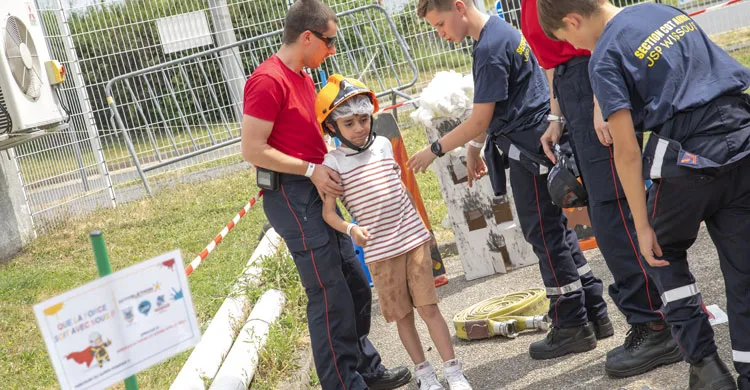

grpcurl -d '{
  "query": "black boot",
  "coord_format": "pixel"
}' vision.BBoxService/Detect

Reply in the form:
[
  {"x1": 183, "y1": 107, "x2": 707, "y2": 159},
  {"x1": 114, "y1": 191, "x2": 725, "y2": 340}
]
[
  {"x1": 529, "y1": 323, "x2": 597, "y2": 360},
  {"x1": 366, "y1": 366, "x2": 412, "y2": 390},
  {"x1": 605, "y1": 322, "x2": 682, "y2": 378},
  {"x1": 589, "y1": 316, "x2": 615, "y2": 340},
  {"x1": 688, "y1": 352, "x2": 736, "y2": 390}
]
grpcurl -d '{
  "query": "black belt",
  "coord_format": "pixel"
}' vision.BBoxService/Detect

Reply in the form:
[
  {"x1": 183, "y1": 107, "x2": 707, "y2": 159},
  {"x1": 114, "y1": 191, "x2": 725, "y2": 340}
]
[{"x1": 554, "y1": 55, "x2": 590, "y2": 77}]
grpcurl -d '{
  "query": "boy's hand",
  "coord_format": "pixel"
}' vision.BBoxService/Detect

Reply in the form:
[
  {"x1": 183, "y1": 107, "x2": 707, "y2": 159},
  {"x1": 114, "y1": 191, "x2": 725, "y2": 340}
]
[
  {"x1": 637, "y1": 226, "x2": 669, "y2": 267},
  {"x1": 351, "y1": 226, "x2": 371, "y2": 247},
  {"x1": 541, "y1": 122, "x2": 563, "y2": 163},
  {"x1": 593, "y1": 106, "x2": 613, "y2": 146},
  {"x1": 466, "y1": 145, "x2": 487, "y2": 187},
  {"x1": 407, "y1": 147, "x2": 437, "y2": 173},
  {"x1": 311, "y1": 164, "x2": 343, "y2": 198}
]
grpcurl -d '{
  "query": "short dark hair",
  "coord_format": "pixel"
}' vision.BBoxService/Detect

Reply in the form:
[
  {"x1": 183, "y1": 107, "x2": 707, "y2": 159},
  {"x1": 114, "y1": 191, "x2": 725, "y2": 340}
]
[
  {"x1": 283, "y1": 0, "x2": 338, "y2": 45},
  {"x1": 537, "y1": 0, "x2": 604, "y2": 39},
  {"x1": 417, "y1": 0, "x2": 472, "y2": 18}
]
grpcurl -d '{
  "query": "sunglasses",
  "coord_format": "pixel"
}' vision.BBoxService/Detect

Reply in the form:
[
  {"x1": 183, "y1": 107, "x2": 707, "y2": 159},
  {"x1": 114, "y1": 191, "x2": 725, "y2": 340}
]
[{"x1": 310, "y1": 30, "x2": 337, "y2": 48}]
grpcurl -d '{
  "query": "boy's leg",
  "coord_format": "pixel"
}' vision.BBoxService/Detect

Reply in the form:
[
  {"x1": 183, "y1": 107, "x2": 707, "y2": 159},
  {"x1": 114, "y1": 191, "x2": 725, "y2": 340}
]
[
  {"x1": 705, "y1": 159, "x2": 750, "y2": 389},
  {"x1": 647, "y1": 176, "x2": 719, "y2": 363},
  {"x1": 554, "y1": 57, "x2": 666, "y2": 326},
  {"x1": 368, "y1": 253, "x2": 427, "y2": 366},
  {"x1": 508, "y1": 159, "x2": 587, "y2": 328},
  {"x1": 565, "y1": 217, "x2": 609, "y2": 327},
  {"x1": 395, "y1": 311, "x2": 426, "y2": 365},
  {"x1": 263, "y1": 182, "x2": 368, "y2": 390},
  {"x1": 407, "y1": 243, "x2": 471, "y2": 387},
  {"x1": 508, "y1": 160, "x2": 598, "y2": 358},
  {"x1": 405, "y1": 244, "x2": 452, "y2": 361}
]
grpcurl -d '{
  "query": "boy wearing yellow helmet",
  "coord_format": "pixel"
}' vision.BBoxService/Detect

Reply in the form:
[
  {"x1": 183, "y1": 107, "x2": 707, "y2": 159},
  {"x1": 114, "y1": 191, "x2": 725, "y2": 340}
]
[{"x1": 317, "y1": 74, "x2": 472, "y2": 390}]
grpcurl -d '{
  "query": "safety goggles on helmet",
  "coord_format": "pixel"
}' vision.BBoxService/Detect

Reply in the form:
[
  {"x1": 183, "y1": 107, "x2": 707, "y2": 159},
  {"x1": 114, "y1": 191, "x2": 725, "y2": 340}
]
[{"x1": 315, "y1": 74, "x2": 379, "y2": 154}]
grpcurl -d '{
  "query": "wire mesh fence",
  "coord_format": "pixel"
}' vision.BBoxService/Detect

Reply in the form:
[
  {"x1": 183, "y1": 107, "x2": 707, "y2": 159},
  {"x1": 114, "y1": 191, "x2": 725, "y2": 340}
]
[
  {"x1": 103, "y1": 3, "x2": 417, "y2": 195},
  {"x1": 7, "y1": 0, "x2": 749, "y2": 234}
]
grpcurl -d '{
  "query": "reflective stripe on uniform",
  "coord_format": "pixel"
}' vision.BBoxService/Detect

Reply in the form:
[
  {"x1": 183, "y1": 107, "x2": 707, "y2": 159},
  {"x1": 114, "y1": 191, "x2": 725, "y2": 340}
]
[
  {"x1": 577, "y1": 264, "x2": 591, "y2": 276},
  {"x1": 650, "y1": 138, "x2": 669, "y2": 179},
  {"x1": 509, "y1": 144, "x2": 521, "y2": 161},
  {"x1": 660, "y1": 283, "x2": 699, "y2": 304},
  {"x1": 546, "y1": 280, "x2": 582, "y2": 296},
  {"x1": 733, "y1": 350, "x2": 750, "y2": 363}
]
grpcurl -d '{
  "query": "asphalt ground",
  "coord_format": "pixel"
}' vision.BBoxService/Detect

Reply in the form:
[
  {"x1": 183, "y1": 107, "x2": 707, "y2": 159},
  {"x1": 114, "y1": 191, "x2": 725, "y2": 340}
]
[{"x1": 367, "y1": 225, "x2": 735, "y2": 390}]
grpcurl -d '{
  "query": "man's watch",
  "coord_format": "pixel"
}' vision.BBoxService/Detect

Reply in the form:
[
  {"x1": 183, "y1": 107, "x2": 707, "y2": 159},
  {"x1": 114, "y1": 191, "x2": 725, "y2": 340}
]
[
  {"x1": 547, "y1": 114, "x2": 564, "y2": 123},
  {"x1": 430, "y1": 141, "x2": 445, "y2": 157}
]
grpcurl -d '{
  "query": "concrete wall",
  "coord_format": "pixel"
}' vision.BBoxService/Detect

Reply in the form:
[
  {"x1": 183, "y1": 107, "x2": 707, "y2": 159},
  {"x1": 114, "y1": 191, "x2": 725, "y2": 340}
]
[{"x1": 0, "y1": 150, "x2": 34, "y2": 263}]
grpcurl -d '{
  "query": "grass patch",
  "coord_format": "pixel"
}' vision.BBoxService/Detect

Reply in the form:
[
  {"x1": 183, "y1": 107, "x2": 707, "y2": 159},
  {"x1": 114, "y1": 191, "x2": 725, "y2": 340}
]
[
  {"x1": 243, "y1": 251, "x2": 308, "y2": 390},
  {"x1": 733, "y1": 48, "x2": 750, "y2": 67},
  {"x1": 0, "y1": 169, "x2": 267, "y2": 389}
]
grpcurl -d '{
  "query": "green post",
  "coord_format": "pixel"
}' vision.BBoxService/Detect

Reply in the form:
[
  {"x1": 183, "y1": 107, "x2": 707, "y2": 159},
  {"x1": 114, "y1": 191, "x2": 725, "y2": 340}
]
[{"x1": 90, "y1": 230, "x2": 139, "y2": 390}]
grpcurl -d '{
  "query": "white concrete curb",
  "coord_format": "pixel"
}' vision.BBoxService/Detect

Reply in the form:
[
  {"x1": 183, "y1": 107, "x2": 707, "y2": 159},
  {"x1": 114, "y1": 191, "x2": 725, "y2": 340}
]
[
  {"x1": 171, "y1": 228, "x2": 282, "y2": 389},
  {"x1": 209, "y1": 289, "x2": 286, "y2": 390}
]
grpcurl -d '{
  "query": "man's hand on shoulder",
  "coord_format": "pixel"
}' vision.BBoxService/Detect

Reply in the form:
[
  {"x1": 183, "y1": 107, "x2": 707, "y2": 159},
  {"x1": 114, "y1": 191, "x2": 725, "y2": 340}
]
[{"x1": 310, "y1": 164, "x2": 344, "y2": 198}]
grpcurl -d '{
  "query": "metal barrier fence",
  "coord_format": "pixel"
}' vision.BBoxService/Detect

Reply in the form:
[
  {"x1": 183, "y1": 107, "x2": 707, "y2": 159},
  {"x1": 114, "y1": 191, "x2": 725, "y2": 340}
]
[
  {"x1": 104, "y1": 4, "x2": 417, "y2": 195},
  {"x1": 9, "y1": 0, "x2": 749, "y2": 234}
]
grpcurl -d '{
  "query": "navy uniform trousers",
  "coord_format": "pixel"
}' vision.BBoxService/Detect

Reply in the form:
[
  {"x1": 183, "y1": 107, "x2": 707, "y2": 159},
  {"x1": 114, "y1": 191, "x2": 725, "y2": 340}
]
[
  {"x1": 263, "y1": 174, "x2": 385, "y2": 390},
  {"x1": 490, "y1": 127, "x2": 609, "y2": 329},
  {"x1": 553, "y1": 56, "x2": 666, "y2": 325},
  {"x1": 644, "y1": 96, "x2": 750, "y2": 388}
]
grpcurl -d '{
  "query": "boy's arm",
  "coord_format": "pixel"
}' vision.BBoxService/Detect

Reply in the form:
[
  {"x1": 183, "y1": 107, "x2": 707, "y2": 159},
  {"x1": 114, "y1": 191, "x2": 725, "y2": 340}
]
[
  {"x1": 321, "y1": 192, "x2": 349, "y2": 235},
  {"x1": 540, "y1": 68, "x2": 564, "y2": 163},
  {"x1": 321, "y1": 189, "x2": 371, "y2": 246},
  {"x1": 607, "y1": 109, "x2": 668, "y2": 267},
  {"x1": 593, "y1": 96, "x2": 613, "y2": 146},
  {"x1": 407, "y1": 102, "x2": 495, "y2": 172}
]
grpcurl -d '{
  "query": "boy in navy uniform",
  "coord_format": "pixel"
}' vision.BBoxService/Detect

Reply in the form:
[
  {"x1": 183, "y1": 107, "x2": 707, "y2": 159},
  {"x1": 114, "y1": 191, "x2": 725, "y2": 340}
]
[
  {"x1": 520, "y1": 0, "x2": 680, "y2": 378},
  {"x1": 408, "y1": 0, "x2": 613, "y2": 360},
  {"x1": 538, "y1": 1, "x2": 750, "y2": 389}
]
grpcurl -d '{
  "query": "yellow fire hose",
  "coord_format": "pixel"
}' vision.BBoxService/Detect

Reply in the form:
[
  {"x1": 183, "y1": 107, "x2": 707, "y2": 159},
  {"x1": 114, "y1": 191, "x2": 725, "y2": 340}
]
[{"x1": 453, "y1": 288, "x2": 551, "y2": 340}]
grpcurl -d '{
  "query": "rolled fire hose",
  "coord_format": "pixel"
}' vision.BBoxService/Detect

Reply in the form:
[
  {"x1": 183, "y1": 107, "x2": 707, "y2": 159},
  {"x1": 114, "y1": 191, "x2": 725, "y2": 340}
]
[{"x1": 453, "y1": 288, "x2": 551, "y2": 340}]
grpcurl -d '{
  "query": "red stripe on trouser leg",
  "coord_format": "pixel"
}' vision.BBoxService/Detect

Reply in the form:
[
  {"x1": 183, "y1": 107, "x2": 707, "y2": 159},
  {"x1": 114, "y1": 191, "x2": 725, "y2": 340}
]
[
  {"x1": 280, "y1": 184, "x2": 346, "y2": 390},
  {"x1": 533, "y1": 173, "x2": 562, "y2": 325},
  {"x1": 651, "y1": 180, "x2": 662, "y2": 221},
  {"x1": 607, "y1": 148, "x2": 665, "y2": 321}
]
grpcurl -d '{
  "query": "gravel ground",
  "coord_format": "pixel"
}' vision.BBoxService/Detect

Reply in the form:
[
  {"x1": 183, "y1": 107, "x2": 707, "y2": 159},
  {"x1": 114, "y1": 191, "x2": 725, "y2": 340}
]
[{"x1": 367, "y1": 225, "x2": 735, "y2": 390}]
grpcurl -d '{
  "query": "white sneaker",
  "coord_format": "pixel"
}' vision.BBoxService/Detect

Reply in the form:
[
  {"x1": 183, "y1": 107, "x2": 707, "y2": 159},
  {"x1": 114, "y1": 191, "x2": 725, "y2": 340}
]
[
  {"x1": 415, "y1": 361, "x2": 444, "y2": 390},
  {"x1": 444, "y1": 359, "x2": 472, "y2": 390}
]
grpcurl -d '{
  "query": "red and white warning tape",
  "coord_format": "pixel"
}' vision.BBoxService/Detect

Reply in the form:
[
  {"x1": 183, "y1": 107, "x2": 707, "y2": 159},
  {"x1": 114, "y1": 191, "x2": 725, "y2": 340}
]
[
  {"x1": 688, "y1": 0, "x2": 743, "y2": 16},
  {"x1": 185, "y1": 190, "x2": 264, "y2": 276}
]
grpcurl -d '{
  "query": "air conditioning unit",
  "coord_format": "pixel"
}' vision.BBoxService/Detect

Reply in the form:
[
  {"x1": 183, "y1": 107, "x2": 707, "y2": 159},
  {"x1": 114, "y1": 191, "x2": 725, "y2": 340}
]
[{"x1": 0, "y1": 2, "x2": 67, "y2": 149}]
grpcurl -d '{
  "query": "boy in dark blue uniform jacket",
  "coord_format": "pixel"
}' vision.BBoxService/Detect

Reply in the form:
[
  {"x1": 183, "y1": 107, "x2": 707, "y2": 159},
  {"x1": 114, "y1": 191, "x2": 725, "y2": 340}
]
[
  {"x1": 538, "y1": 1, "x2": 750, "y2": 389},
  {"x1": 408, "y1": 0, "x2": 612, "y2": 360}
]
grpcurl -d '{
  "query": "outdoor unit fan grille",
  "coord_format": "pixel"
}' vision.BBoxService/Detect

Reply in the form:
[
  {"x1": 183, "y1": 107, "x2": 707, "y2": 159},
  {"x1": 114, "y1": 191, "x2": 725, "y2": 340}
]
[{"x1": 4, "y1": 15, "x2": 42, "y2": 101}]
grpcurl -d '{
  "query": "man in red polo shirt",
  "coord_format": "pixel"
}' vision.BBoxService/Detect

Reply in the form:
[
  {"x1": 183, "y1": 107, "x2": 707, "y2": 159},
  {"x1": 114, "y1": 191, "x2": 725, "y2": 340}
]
[
  {"x1": 521, "y1": 0, "x2": 682, "y2": 378},
  {"x1": 241, "y1": 1, "x2": 410, "y2": 389}
]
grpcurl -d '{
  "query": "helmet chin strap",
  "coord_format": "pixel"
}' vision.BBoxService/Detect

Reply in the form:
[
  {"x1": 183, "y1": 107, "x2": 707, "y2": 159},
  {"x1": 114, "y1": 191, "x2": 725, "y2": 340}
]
[{"x1": 330, "y1": 118, "x2": 376, "y2": 156}]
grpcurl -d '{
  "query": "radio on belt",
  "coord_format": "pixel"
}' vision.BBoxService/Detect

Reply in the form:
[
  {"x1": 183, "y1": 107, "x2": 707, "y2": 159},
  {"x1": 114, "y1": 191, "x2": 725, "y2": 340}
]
[{"x1": 256, "y1": 167, "x2": 279, "y2": 191}]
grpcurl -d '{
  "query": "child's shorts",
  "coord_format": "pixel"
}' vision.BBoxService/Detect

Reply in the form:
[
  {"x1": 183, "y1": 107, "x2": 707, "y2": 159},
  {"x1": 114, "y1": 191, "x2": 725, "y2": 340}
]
[{"x1": 367, "y1": 242, "x2": 439, "y2": 322}]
